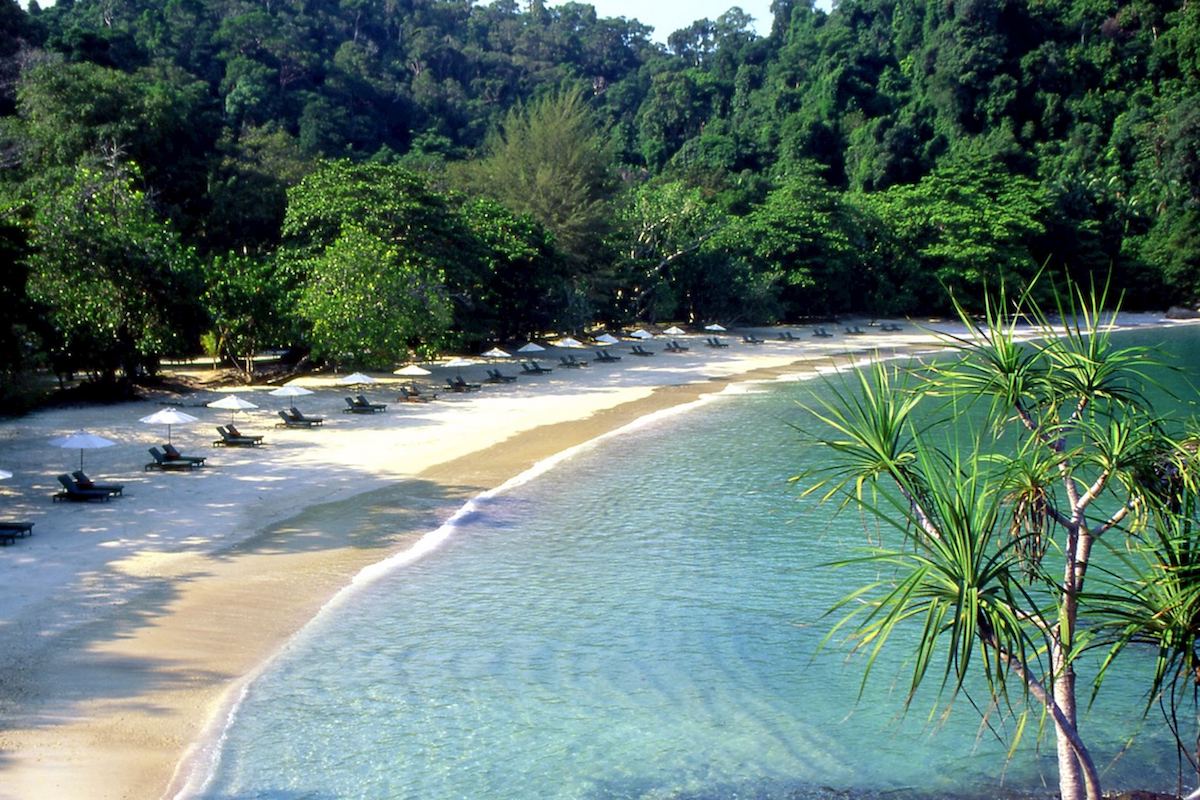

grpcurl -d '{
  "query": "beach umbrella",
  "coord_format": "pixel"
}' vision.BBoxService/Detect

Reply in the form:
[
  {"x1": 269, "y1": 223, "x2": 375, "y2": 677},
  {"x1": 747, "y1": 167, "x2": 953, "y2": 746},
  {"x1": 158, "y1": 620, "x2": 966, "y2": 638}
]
[
  {"x1": 50, "y1": 430, "x2": 116, "y2": 471},
  {"x1": 482, "y1": 347, "x2": 512, "y2": 359},
  {"x1": 704, "y1": 323, "x2": 727, "y2": 332},
  {"x1": 594, "y1": 333, "x2": 620, "y2": 345},
  {"x1": 139, "y1": 407, "x2": 198, "y2": 444},
  {"x1": 518, "y1": 343, "x2": 545, "y2": 353},
  {"x1": 0, "y1": 469, "x2": 11, "y2": 480},
  {"x1": 663, "y1": 325, "x2": 686, "y2": 336},
  {"x1": 269, "y1": 384, "x2": 314, "y2": 409},
  {"x1": 554, "y1": 337, "x2": 584, "y2": 348},
  {"x1": 207, "y1": 394, "x2": 259, "y2": 421},
  {"x1": 337, "y1": 372, "x2": 377, "y2": 386},
  {"x1": 630, "y1": 329, "x2": 654, "y2": 340},
  {"x1": 394, "y1": 364, "x2": 432, "y2": 376},
  {"x1": 445, "y1": 358, "x2": 474, "y2": 368}
]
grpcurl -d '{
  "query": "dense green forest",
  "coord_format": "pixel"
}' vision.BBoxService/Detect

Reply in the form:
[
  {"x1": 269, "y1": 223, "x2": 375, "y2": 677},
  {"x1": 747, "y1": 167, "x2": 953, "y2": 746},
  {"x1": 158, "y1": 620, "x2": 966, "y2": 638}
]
[{"x1": 0, "y1": 0, "x2": 1197, "y2": 392}]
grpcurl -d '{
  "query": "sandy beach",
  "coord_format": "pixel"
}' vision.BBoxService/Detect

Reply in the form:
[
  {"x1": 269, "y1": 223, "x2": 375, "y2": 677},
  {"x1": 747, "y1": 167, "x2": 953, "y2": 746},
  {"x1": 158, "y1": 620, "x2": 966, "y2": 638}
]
[{"x1": 0, "y1": 318, "x2": 1184, "y2": 800}]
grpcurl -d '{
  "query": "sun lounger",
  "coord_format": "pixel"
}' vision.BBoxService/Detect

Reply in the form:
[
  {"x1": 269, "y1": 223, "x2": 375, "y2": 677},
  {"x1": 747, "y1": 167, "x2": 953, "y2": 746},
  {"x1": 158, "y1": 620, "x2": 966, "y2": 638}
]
[
  {"x1": 521, "y1": 360, "x2": 552, "y2": 374},
  {"x1": 356, "y1": 394, "x2": 387, "y2": 411},
  {"x1": 72, "y1": 470, "x2": 124, "y2": 497},
  {"x1": 742, "y1": 334, "x2": 765, "y2": 344},
  {"x1": 344, "y1": 396, "x2": 385, "y2": 413},
  {"x1": 705, "y1": 337, "x2": 729, "y2": 348},
  {"x1": 485, "y1": 368, "x2": 517, "y2": 383},
  {"x1": 559, "y1": 355, "x2": 588, "y2": 368},
  {"x1": 880, "y1": 322, "x2": 903, "y2": 332},
  {"x1": 812, "y1": 327, "x2": 833, "y2": 338},
  {"x1": 164, "y1": 443, "x2": 207, "y2": 466},
  {"x1": 593, "y1": 350, "x2": 621, "y2": 363},
  {"x1": 213, "y1": 425, "x2": 263, "y2": 447},
  {"x1": 844, "y1": 326, "x2": 865, "y2": 335},
  {"x1": 0, "y1": 521, "x2": 34, "y2": 538},
  {"x1": 145, "y1": 447, "x2": 199, "y2": 471},
  {"x1": 276, "y1": 409, "x2": 323, "y2": 428},
  {"x1": 664, "y1": 340, "x2": 689, "y2": 352},
  {"x1": 397, "y1": 385, "x2": 435, "y2": 402},
  {"x1": 630, "y1": 345, "x2": 654, "y2": 356},
  {"x1": 55, "y1": 473, "x2": 114, "y2": 500},
  {"x1": 0, "y1": 521, "x2": 33, "y2": 544},
  {"x1": 446, "y1": 376, "x2": 481, "y2": 392},
  {"x1": 779, "y1": 331, "x2": 800, "y2": 341}
]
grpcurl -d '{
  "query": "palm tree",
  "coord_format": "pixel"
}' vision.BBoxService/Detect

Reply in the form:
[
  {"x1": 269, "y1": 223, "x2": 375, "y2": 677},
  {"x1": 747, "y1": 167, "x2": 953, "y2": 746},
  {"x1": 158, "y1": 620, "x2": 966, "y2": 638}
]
[{"x1": 801, "y1": 278, "x2": 1195, "y2": 800}]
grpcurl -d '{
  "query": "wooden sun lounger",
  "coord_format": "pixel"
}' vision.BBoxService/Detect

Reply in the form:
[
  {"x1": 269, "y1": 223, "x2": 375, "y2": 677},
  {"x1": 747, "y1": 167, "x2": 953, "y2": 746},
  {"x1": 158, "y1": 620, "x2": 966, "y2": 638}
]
[
  {"x1": 593, "y1": 350, "x2": 621, "y2": 363},
  {"x1": 0, "y1": 521, "x2": 35, "y2": 543},
  {"x1": 164, "y1": 443, "x2": 207, "y2": 466},
  {"x1": 213, "y1": 426, "x2": 263, "y2": 447},
  {"x1": 72, "y1": 470, "x2": 124, "y2": 496},
  {"x1": 146, "y1": 447, "x2": 199, "y2": 471},
  {"x1": 276, "y1": 410, "x2": 323, "y2": 428},
  {"x1": 55, "y1": 473, "x2": 113, "y2": 500},
  {"x1": 630, "y1": 345, "x2": 654, "y2": 356}
]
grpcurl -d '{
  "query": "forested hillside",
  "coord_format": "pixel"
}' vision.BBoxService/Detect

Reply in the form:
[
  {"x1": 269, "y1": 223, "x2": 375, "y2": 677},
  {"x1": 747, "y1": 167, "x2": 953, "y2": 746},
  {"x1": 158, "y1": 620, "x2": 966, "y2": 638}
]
[{"x1": 0, "y1": 0, "x2": 1196, "y2": 390}]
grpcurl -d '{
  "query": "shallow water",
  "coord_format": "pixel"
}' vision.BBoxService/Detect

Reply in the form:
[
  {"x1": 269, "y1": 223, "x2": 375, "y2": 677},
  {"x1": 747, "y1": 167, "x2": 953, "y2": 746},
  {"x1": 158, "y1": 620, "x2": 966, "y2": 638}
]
[{"x1": 196, "y1": 325, "x2": 1199, "y2": 800}]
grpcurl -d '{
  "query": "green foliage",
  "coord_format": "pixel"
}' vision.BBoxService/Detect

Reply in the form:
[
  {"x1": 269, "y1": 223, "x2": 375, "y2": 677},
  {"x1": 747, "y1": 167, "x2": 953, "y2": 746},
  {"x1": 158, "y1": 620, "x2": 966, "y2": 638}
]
[
  {"x1": 200, "y1": 252, "x2": 289, "y2": 381},
  {"x1": 803, "y1": 278, "x2": 1198, "y2": 799},
  {"x1": 298, "y1": 225, "x2": 452, "y2": 367},
  {"x1": 25, "y1": 162, "x2": 200, "y2": 381}
]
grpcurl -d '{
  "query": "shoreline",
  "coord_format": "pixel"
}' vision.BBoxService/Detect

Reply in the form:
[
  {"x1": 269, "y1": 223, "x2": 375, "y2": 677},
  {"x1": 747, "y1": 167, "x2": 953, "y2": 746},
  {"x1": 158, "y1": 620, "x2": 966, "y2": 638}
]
[{"x1": 0, "y1": 319, "x2": 1187, "y2": 800}]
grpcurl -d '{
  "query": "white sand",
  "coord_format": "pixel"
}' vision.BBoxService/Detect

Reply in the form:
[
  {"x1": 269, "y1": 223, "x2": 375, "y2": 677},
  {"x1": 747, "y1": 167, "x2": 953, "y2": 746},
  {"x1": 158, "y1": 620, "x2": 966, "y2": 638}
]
[{"x1": 0, "y1": 316, "x2": 1184, "y2": 799}]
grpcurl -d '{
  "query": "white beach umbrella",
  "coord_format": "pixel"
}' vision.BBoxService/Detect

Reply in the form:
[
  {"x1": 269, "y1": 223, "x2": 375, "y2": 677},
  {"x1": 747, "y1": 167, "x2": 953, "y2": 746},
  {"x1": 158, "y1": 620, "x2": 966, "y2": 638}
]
[
  {"x1": 394, "y1": 364, "x2": 432, "y2": 376},
  {"x1": 663, "y1": 325, "x2": 686, "y2": 335},
  {"x1": 594, "y1": 333, "x2": 620, "y2": 345},
  {"x1": 337, "y1": 372, "x2": 377, "y2": 386},
  {"x1": 139, "y1": 407, "x2": 199, "y2": 444},
  {"x1": 207, "y1": 394, "x2": 259, "y2": 421},
  {"x1": 0, "y1": 469, "x2": 11, "y2": 480},
  {"x1": 269, "y1": 384, "x2": 314, "y2": 409},
  {"x1": 630, "y1": 329, "x2": 654, "y2": 340},
  {"x1": 518, "y1": 343, "x2": 545, "y2": 353},
  {"x1": 50, "y1": 430, "x2": 116, "y2": 471},
  {"x1": 704, "y1": 323, "x2": 727, "y2": 332},
  {"x1": 554, "y1": 337, "x2": 584, "y2": 348},
  {"x1": 444, "y1": 358, "x2": 474, "y2": 368},
  {"x1": 482, "y1": 347, "x2": 512, "y2": 359}
]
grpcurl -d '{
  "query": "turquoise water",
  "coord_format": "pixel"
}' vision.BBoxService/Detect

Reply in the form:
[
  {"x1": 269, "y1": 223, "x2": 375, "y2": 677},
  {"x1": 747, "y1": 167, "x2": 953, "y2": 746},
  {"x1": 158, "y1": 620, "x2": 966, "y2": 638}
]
[{"x1": 196, "y1": 326, "x2": 1198, "y2": 800}]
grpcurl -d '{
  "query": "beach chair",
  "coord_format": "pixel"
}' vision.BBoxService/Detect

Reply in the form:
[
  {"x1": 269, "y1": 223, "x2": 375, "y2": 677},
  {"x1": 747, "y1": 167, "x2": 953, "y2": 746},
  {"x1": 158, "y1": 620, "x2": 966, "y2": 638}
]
[
  {"x1": 163, "y1": 443, "x2": 207, "y2": 466},
  {"x1": 705, "y1": 337, "x2": 729, "y2": 348},
  {"x1": 593, "y1": 350, "x2": 621, "y2": 363},
  {"x1": 146, "y1": 447, "x2": 199, "y2": 471},
  {"x1": 880, "y1": 322, "x2": 904, "y2": 332},
  {"x1": 0, "y1": 521, "x2": 34, "y2": 539},
  {"x1": 214, "y1": 425, "x2": 264, "y2": 447},
  {"x1": 446, "y1": 376, "x2": 481, "y2": 392},
  {"x1": 55, "y1": 473, "x2": 114, "y2": 500},
  {"x1": 664, "y1": 340, "x2": 689, "y2": 353},
  {"x1": 344, "y1": 396, "x2": 384, "y2": 413},
  {"x1": 742, "y1": 334, "x2": 765, "y2": 344},
  {"x1": 485, "y1": 368, "x2": 517, "y2": 383},
  {"x1": 812, "y1": 327, "x2": 833, "y2": 338},
  {"x1": 521, "y1": 360, "x2": 552, "y2": 374},
  {"x1": 398, "y1": 385, "x2": 434, "y2": 402},
  {"x1": 779, "y1": 331, "x2": 800, "y2": 341},
  {"x1": 630, "y1": 345, "x2": 654, "y2": 356},
  {"x1": 276, "y1": 408, "x2": 323, "y2": 427},
  {"x1": 559, "y1": 355, "x2": 587, "y2": 368},
  {"x1": 356, "y1": 394, "x2": 387, "y2": 411},
  {"x1": 72, "y1": 470, "x2": 124, "y2": 497},
  {"x1": 844, "y1": 326, "x2": 865, "y2": 335}
]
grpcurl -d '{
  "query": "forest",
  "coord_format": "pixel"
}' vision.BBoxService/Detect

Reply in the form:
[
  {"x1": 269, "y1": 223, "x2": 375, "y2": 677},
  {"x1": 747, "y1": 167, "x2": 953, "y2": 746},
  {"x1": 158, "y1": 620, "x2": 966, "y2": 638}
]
[{"x1": 0, "y1": 0, "x2": 1197, "y2": 397}]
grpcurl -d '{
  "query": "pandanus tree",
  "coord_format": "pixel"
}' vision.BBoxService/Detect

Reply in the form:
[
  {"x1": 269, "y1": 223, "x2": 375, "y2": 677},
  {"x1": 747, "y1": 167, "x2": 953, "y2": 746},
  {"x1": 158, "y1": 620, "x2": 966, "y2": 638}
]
[{"x1": 802, "y1": 278, "x2": 1199, "y2": 800}]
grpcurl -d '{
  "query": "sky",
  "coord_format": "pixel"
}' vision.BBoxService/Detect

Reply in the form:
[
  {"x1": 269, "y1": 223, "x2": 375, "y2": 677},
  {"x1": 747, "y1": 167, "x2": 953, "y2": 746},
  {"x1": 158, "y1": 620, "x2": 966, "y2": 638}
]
[{"x1": 555, "y1": 0, "x2": 776, "y2": 42}]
